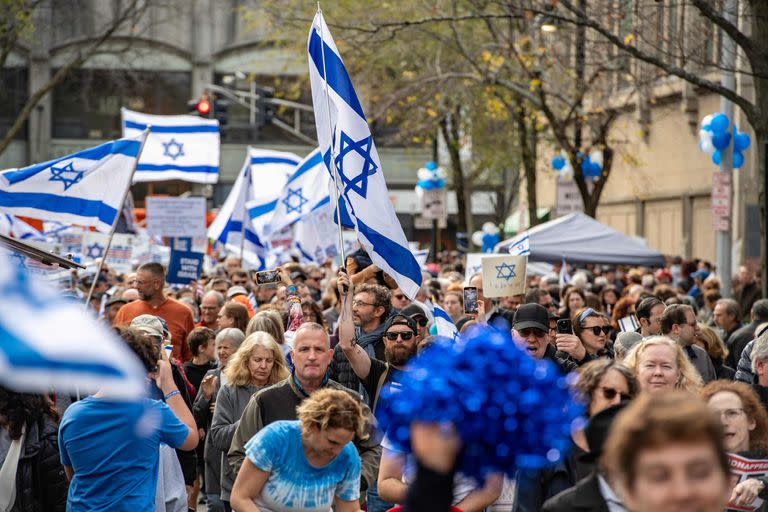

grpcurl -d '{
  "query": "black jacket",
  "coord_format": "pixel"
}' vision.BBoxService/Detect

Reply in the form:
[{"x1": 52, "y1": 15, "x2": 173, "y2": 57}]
[
  {"x1": 542, "y1": 471, "x2": 610, "y2": 512},
  {"x1": 11, "y1": 416, "x2": 68, "y2": 512},
  {"x1": 544, "y1": 344, "x2": 578, "y2": 374}
]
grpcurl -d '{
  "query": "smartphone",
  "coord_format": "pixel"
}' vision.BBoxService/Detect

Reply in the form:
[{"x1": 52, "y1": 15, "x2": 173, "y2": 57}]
[
  {"x1": 556, "y1": 318, "x2": 572, "y2": 334},
  {"x1": 255, "y1": 269, "x2": 281, "y2": 285},
  {"x1": 463, "y1": 287, "x2": 478, "y2": 315}
]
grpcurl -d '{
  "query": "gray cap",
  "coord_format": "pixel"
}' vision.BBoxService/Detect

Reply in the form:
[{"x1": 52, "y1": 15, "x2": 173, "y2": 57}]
[
  {"x1": 226, "y1": 286, "x2": 248, "y2": 299},
  {"x1": 130, "y1": 314, "x2": 167, "y2": 339},
  {"x1": 615, "y1": 331, "x2": 643, "y2": 355}
]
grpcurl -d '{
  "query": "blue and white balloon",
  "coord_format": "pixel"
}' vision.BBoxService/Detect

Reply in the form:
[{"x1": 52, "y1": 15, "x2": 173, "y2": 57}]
[{"x1": 710, "y1": 113, "x2": 730, "y2": 133}]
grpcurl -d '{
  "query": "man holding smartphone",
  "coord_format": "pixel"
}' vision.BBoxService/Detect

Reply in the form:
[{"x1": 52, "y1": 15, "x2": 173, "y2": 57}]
[{"x1": 512, "y1": 304, "x2": 577, "y2": 374}]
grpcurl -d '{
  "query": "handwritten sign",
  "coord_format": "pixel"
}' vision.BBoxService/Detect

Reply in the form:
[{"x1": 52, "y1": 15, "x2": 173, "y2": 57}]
[
  {"x1": 480, "y1": 254, "x2": 527, "y2": 298},
  {"x1": 146, "y1": 196, "x2": 206, "y2": 238}
]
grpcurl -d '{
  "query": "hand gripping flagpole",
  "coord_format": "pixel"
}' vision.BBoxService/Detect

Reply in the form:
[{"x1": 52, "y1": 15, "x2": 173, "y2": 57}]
[
  {"x1": 84, "y1": 127, "x2": 151, "y2": 309},
  {"x1": 317, "y1": 4, "x2": 347, "y2": 269}
]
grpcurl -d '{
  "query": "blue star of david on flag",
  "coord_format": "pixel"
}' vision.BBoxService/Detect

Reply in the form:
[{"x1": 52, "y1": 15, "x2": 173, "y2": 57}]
[
  {"x1": 495, "y1": 262, "x2": 517, "y2": 281},
  {"x1": 333, "y1": 131, "x2": 378, "y2": 198},
  {"x1": 49, "y1": 162, "x2": 84, "y2": 191},
  {"x1": 282, "y1": 187, "x2": 309, "y2": 215},
  {"x1": 85, "y1": 243, "x2": 105, "y2": 260},
  {"x1": 162, "y1": 138, "x2": 185, "y2": 161}
]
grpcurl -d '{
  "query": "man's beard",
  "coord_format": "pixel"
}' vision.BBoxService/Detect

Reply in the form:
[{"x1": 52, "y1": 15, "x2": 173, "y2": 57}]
[{"x1": 385, "y1": 343, "x2": 417, "y2": 367}]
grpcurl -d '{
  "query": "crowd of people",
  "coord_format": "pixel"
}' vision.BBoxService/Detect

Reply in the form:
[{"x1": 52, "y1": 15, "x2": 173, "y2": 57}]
[{"x1": 3, "y1": 247, "x2": 768, "y2": 512}]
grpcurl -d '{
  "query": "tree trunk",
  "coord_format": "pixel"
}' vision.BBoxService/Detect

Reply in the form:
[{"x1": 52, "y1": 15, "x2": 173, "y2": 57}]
[
  {"x1": 440, "y1": 114, "x2": 471, "y2": 236},
  {"x1": 516, "y1": 102, "x2": 539, "y2": 227}
]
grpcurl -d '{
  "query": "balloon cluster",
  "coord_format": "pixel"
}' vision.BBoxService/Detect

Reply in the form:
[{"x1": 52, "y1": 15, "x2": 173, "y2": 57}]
[
  {"x1": 698, "y1": 113, "x2": 751, "y2": 168},
  {"x1": 378, "y1": 325, "x2": 585, "y2": 480},
  {"x1": 416, "y1": 161, "x2": 446, "y2": 190},
  {"x1": 471, "y1": 222, "x2": 501, "y2": 253},
  {"x1": 551, "y1": 150, "x2": 603, "y2": 179}
]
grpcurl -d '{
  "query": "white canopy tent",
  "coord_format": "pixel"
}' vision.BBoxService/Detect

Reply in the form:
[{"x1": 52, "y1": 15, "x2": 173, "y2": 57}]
[{"x1": 495, "y1": 212, "x2": 666, "y2": 266}]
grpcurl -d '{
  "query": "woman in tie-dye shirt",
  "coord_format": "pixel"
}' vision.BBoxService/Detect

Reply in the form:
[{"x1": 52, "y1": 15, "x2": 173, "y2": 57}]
[{"x1": 230, "y1": 388, "x2": 367, "y2": 512}]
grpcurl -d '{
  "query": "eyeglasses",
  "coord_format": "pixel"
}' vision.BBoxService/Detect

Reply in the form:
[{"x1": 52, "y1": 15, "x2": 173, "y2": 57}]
[
  {"x1": 518, "y1": 327, "x2": 547, "y2": 338},
  {"x1": 352, "y1": 299, "x2": 376, "y2": 308},
  {"x1": 599, "y1": 386, "x2": 631, "y2": 401},
  {"x1": 385, "y1": 331, "x2": 415, "y2": 341},
  {"x1": 584, "y1": 325, "x2": 611, "y2": 336},
  {"x1": 393, "y1": 294, "x2": 407, "y2": 301},
  {"x1": 716, "y1": 408, "x2": 745, "y2": 421}
]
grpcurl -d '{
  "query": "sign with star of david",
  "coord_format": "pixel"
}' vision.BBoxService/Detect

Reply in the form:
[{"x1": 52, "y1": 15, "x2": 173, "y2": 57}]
[
  {"x1": 333, "y1": 130, "x2": 378, "y2": 199},
  {"x1": 480, "y1": 254, "x2": 527, "y2": 298}
]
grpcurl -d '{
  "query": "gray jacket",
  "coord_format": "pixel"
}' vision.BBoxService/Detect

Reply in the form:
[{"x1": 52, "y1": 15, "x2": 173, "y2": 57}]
[
  {"x1": 191, "y1": 367, "x2": 223, "y2": 496},
  {"x1": 736, "y1": 339, "x2": 757, "y2": 383},
  {"x1": 685, "y1": 344, "x2": 718, "y2": 383},
  {"x1": 209, "y1": 383, "x2": 263, "y2": 501}
]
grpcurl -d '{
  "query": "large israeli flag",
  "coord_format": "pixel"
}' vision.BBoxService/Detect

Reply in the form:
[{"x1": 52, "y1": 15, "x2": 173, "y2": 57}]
[
  {"x1": 247, "y1": 148, "x2": 330, "y2": 239},
  {"x1": 308, "y1": 12, "x2": 422, "y2": 299},
  {"x1": 122, "y1": 108, "x2": 220, "y2": 184},
  {"x1": 0, "y1": 133, "x2": 146, "y2": 232},
  {"x1": 0, "y1": 253, "x2": 146, "y2": 398},
  {"x1": 293, "y1": 201, "x2": 339, "y2": 264},
  {"x1": 207, "y1": 148, "x2": 301, "y2": 268}
]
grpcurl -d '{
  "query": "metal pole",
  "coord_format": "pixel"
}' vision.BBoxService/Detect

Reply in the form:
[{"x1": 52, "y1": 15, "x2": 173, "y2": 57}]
[
  {"x1": 85, "y1": 128, "x2": 150, "y2": 307},
  {"x1": 716, "y1": 0, "x2": 737, "y2": 298},
  {"x1": 317, "y1": 4, "x2": 347, "y2": 267}
]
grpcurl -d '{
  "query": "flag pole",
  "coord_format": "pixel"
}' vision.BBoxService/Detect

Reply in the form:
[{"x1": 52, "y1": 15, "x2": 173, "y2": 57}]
[
  {"x1": 239, "y1": 149, "x2": 250, "y2": 262},
  {"x1": 84, "y1": 128, "x2": 151, "y2": 308},
  {"x1": 317, "y1": 3, "x2": 347, "y2": 268},
  {"x1": 239, "y1": 198, "x2": 247, "y2": 261}
]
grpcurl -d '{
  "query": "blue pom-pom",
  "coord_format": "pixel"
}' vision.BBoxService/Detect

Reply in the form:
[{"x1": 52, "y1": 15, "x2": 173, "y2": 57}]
[{"x1": 377, "y1": 326, "x2": 584, "y2": 480}]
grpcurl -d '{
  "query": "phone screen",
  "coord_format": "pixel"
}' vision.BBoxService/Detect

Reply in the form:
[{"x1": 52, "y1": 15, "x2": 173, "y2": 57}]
[
  {"x1": 255, "y1": 269, "x2": 281, "y2": 285},
  {"x1": 463, "y1": 287, "x2": 478, "y2": 314}
]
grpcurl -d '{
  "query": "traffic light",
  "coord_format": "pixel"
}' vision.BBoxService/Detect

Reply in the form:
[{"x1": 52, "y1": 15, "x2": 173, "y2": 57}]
[
  {"x1": 188, "y1": 94, "x2": 212, "y2": 118},
  {"x1": 255, "y1": 86, "x2": 275, "y2": 126}
]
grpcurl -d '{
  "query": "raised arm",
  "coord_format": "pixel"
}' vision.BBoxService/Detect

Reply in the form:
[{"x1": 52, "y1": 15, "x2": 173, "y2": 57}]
[{"x1": 337, "y1": 270, "x2": 372, "y2": 380}]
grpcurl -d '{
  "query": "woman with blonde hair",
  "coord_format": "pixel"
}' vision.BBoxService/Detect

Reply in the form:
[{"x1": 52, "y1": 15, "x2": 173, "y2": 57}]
[
  {"x1": 231, "y1": 388, "x2": 367, "y2": 512},
  {"x1": 209, "y1": 332, "x2": 289, "y2": 508},
  {"x1": 623, "y1": 336, "x2": 703, "y2": 394},
  {"x1": 696, "y1": 323, "x2": 735, "y2": 380},
  {"x1": 246, "y1": 310, "x2": 288, "y2": 356}
]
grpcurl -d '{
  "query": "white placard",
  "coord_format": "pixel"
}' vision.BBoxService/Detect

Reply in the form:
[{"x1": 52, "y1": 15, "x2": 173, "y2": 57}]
[
  {"x1": 481, "y1": 254, "x2": 527, "y2": 298},
  {"x1": 146, "y1": 196, "x2": 206, "y2": 238},
  {"x1": 81, "y1": 232, "x2": 135, "y2": 273}
]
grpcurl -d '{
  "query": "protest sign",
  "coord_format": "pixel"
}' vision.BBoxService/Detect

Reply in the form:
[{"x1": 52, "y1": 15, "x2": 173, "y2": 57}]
[
  {"x1": 81, "y1": 232, "x2": 134, "y2": 273},
  {"x1": 146, "y1": 196, "x2": 206, "y2": 238},
  {"x1": 481, "y1": 254, "x2": 527, "y2": 298},
  {"x1": 166, "y1": 250, "x2": 204, "y2": 285},
  {"x1": 464, "y1": 253, "x2": 486, "y2": 283},
  {"x1": 727, "y1": 453, "x2": 768, "y2": 511}
]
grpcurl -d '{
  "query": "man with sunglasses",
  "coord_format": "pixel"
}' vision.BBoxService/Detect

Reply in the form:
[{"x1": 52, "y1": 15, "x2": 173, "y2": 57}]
[
  {"x1": 661, "y1": 304, "x2": 717, "y2": 383},
  {"x1": 400, "y1": 302, "x2": 430, "y2": 342},
  {"x1": 512, "y1": 304, "x2": 577, "y2": 374}
]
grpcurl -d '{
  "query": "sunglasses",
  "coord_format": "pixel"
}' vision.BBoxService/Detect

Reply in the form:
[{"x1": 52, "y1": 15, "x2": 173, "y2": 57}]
[
  {"x1": 412, "y1": 316, "x2": 428, "y2": 327},
  {"x1": 600, "y1": 386, "x2": 631, "y2": 401},
  {"x1": 584, "y1": 325, "x2": 611, "y2": 336},
  {"x1": 385, "y1": 331, "x2": 415, "y2": 341}
]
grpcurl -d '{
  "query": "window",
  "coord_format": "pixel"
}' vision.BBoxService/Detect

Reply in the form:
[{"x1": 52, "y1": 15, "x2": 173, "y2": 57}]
[
  {"x1": 52, "y1": 69, "x2": 191, "y2": 139},
  {"x1": 0, "y1": 67, "x2": 29, "y2": 140}
]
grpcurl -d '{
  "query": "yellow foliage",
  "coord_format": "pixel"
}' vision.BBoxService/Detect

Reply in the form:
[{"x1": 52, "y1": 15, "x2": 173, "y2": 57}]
[
  {"x1": 624, "y1": 33, "x2": 635, "y2": 45},
  {"x1": 426, "y1": 108, "x2": 438, "y2": 118},
  {"x1": 485, "y1": 97, "x2": 508, "y2": 119},
  {"x1": 529, "y1": 78, "x2": 541, "y2": 91},
  {"x1": 481, "y1": 50, "x2": 492, "y2": 62},
  {"x1": 402, "y1": 70, "x2": 415, "y2": 80},
  {"x1": 406, "y1": 95, "x2": 417, "y2": 103}
]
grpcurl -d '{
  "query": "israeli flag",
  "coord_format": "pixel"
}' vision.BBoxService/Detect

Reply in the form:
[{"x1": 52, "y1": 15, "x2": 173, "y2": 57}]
[
  {"x1": 559, "y1": 256, "x2": 570, "y2": 287},
  {"x1": 0, "y1": 253, "x2": 146, "y2": 398},
  {"x1": 308, "y1": 12, "x2": 422, "y2": 299},
  {"x1": 0, "y1": 133, "x2": 147, "y2": 233},
  {"x1": 507, "y1": 234, "x2": 531, "y2": 256},
  {"x1": 122, "y1": 108, "x2": 220, "y2": 184},
  {"x1": 293, "y1": 202, "x2": 339, "y2": 264},
  {"x1": 207, "y1": 148, "x2": 301, "y2": 268},
  {"x1": 430, "y1": 301, "x2": 460, "y2": 342},
  {"x1": 247, "y1": 148, "x2": 330, "y2": 239},
  {"x1": 0, "y1": 215, "x2": 45, "y2": 241}
]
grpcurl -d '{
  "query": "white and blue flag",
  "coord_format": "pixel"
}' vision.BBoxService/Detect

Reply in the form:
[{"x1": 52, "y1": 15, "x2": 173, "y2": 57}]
[
  {"x1": 293, "y1": 201, "x2": 339, "y2": 264},
  {"x1": 429, "y1": 301, "x2": 460, "y2": 342},
  {"x1": 308, "y1": 11, "x2": 422, "y2": 299},
  {"x1": 207, "y1": 148, "x2": 301, "y2": 268},
  {"x1": 247, "y1": 148, "x2": 331, "y2": 239},
  {"x1": 0, "y1": 215, "x2": 45, "y2": 241},
  {"x1": 507, "y1": 233, "x2": 531, "y2": 256},
  {"x1": 122, "y1": 108, "x2": 219, "y2": 184},
  {"x1": 0, "y1": 133, "x2": 147, "y2": 232},
  {"x1": 0, "y1": 253, "x2": 146, "y2": 398}
]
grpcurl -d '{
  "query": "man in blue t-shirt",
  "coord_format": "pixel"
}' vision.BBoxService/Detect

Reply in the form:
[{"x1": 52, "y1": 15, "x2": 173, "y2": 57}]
[{"x1": 59, "y1": 328, "x2": 199, "y2": 511}]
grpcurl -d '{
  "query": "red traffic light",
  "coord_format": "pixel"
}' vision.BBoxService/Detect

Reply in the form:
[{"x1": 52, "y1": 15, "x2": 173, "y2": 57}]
[{"x1": 196, "y1": 99, "x2": 211, "y2": 115}]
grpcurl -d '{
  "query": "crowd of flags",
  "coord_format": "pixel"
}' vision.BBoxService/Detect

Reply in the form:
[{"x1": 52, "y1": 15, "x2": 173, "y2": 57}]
[{"x1": 0, "y1": 8, "x2": 424, "y2": 397}]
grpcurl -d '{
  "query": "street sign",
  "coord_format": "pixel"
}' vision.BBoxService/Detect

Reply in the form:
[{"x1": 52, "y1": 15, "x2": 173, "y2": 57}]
[
  {"x1": 556, "y1": 178, "x2": 582, "y2": 216},
  {"x1": 421, "y1": 188, "x2": 448, "y2": 220},
  {"x1": 414, "y1": 215, "x2": 447, "y2": 230},
  {"x1": 711, "y1": 171, "x2": 731, "y2": 232}
]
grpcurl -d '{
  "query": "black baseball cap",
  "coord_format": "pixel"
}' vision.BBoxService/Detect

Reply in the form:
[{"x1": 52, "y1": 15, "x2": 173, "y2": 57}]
[
  {"x1": 382, "y1": 314, "x2": 417, "y2": 334},
  {"x1": 512, "y1": 303, "x2": 549, "y2": 332}
]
